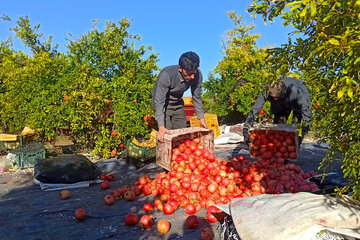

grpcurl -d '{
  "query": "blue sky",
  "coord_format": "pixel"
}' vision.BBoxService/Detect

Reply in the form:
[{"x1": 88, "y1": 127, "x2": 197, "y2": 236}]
[{"x1": 1, "y1": 0, "x2": 291, "y2": 95}]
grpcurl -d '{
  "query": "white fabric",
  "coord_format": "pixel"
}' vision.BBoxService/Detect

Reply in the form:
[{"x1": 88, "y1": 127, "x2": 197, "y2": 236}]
[
  {"x1": 33, "y1": 178, "x2": 102, "y2": 191},
  {"x1": 229, "y1": 192, "x2": 360, "y2": 240},
  {"x1": 214, "y1": 132, "x2": 244, "y2": 145}
]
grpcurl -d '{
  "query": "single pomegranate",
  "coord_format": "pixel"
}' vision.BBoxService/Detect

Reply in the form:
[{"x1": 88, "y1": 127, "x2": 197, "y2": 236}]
[
  {"x1": 157, "y1": 219, "x2": 171, "y2": 234},
  {"x1": 185, "y1": 215, "x2": 199, "y2": 229},
  {"x1": 125, "y1": 213, "x2": 138, "y2": 226},
  {"x1": 59, "y1": 190, "x2": 71, "y2": 200},
  {"x1": 74, "y1": 208, "x2": 86, "y2": 221},
  {"x1": 143, "y1": 203, "x2": 154, "y2": 212},
  {"x1": 124, "y1": 190, "x2": 136, "y2": 201},
  {"x1": 139, "y1": 215, "x2": 153, "y2": 229},
  {"x1": 104, "y1": 195, "x2": 115, "y2": 205}
]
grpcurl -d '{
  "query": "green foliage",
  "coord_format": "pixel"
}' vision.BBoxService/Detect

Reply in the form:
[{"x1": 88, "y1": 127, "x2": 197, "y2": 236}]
[
  {"x1": 0, "y1": 46, "x2": 67, "y2": 135},
  {"x1": 11, "y1": 16, "x2": 58, "y2": 54},
  {"x1": 0, "y1": 16, "x2": 158, "y2": 158},
  {"x1": 91, "y1": 125, "x2": 122, "y2": 158},
  {"x1": 203, "y1": 12, "x2": 273, "y2": 123},
  {"x1": 249, "y1": 0, "x2": 360, "y2": 200}
]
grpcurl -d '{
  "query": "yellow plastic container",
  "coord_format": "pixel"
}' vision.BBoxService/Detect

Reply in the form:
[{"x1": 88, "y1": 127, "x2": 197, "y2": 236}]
[
  {"x1": 182, "y1": 96, "x2": 193, "y2": 105},
  {"x1": 190, "y1": 113, "x2": 220, "y2": 138}
]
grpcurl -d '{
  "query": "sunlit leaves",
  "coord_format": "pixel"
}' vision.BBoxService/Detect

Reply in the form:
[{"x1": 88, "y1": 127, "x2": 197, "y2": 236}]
[
  {"x1": 0, "y1": 16, "x2": 159, "y2": 158},
  {"x1": 203, "y1": 12, "x2": 271, "y2": 121},
  {"x1": 328, "y1": 38, "x2": 339, "y2": 45}
]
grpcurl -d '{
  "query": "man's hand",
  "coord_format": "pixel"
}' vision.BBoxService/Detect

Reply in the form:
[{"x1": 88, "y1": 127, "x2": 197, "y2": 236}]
[
  {"x1": 199, "y1": 119, "x2": 208, "y2": 129},
  {"x1": 243, "y1": 128, "x2": 250, "y2": 145},
  {"x1": 157, "y1": 126, "x2": 170, "y2": 143}
]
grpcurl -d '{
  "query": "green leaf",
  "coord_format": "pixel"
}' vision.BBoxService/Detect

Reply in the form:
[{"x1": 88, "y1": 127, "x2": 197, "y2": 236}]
[
  {"x1": 290, "y1": 4, "x2": 302, "y2": 12},
  {"x1": 354, "y1": 57, "x2": 360, "y2": 65},
  {"x1": 329, "y1": 83, "x2": 336, "y2": 93},
  {"x1": 310, "y1": 2, "x2": 317, "y2": 17},
  {"x1": 347, "y1": 89, "x2": 353, "y2": 98},
  {"x1": 300, "y1": 7, "x2": 308, "y2": 17},
  {"x1": 328, "y1": 38, "x2": 339, "y2": 45},
  {"x1": 285, "y1": 1, "x2": 302, "y2": 7},
  {"x1": 337, "y1": 89, "x2": 345, "y2": 99}
]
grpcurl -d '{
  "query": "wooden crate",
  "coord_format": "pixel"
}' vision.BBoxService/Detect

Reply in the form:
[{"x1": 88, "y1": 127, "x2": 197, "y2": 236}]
[{"x1": 156, "y1": 127, "x2": 214, "y2": 171}]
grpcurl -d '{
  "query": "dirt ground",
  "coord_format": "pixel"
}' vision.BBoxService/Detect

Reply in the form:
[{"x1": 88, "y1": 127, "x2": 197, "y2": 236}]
[{"x1": 0, "y1": 141, "x2": 344, "y2": 240}]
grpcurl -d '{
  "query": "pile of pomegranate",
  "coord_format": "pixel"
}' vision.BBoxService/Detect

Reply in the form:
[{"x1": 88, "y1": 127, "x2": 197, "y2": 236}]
[
  {"x1": 81, "y1": 134, "x2": 320, "y2": 238},
  {"x1": 117, "y1": 136, "x2": 318, "y2": 221}
]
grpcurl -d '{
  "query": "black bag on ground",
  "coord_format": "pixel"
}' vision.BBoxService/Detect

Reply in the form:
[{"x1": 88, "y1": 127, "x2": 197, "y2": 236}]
[{"x1": 34, "y1": 154, "x2": 101, "y2": 183}]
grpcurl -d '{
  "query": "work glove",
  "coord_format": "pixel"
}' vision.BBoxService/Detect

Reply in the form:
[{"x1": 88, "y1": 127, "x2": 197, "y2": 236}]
[{"x1": 243, "y1": 127, "x2": 250, "y2": 146}]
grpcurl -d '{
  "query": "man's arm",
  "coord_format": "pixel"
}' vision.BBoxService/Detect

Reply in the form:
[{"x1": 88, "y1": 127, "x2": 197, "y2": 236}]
[
  {"x1": 153, "y1": 71, "x2": 170, "y2": 127},
  {"x1": 298, "y1": 82, "x2": 312, "y2": 126},
  {"x1": 191, "y1": 71, "x2": 205, "y2": 121},
  {"x1": 153, "y1": 71, "x2": 171, "y2": 142},
  {"x1": 244, "y1": 91, "x2": 267, "y2": 129},
  {"x1": 297, "y1": 82, "x2": 312, "y2": 139}
]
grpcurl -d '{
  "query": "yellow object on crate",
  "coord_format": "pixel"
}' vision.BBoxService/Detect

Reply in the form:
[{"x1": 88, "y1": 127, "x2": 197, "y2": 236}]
[
  {"x1": 131, "y1": 129, "x2": 157, "y2": 148},
  {"x1": 190, "y1": 113, "x2": 220, "y2": 138},
  {"x1": 126, "y1": 129, "x2": 157, "y2": 162},
  {"x1": 0, "y1": 133, "x2": 23, "y2": 149},
  {"x1": 0, "y1": 134, "x2": 18, "y2": 141}
]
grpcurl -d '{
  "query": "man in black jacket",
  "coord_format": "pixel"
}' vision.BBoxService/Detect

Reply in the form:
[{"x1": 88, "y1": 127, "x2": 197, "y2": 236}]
[
  {"x1": 243, "y1": 77, "x2": 312, "y2": 144},
  {"x1": 152, "y1": 51, "x2": 207, "y2": 142}
]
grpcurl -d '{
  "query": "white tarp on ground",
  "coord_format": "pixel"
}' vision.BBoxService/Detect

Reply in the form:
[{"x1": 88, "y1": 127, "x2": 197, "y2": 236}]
[
  {"x1": 229, "y1": 192, "x2": 360, "y2": 240},
  {"x1": 214, "y1": 132, "x2": 244, "y2": 145}
]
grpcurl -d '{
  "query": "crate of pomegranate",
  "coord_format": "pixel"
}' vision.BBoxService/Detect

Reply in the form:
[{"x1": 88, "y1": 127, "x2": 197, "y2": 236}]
[
  {"x1": 248, "y1": 123, "x2": 299, "y2": 161},
  {"x1": 156, "y1": 127, "x2": 214, "y2": 171}
]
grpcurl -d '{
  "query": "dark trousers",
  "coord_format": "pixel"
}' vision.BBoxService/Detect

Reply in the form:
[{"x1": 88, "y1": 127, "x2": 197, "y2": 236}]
[
  {"x1": 273, "y1": 108, "x2": 302, "y2": 124},
  {"x1": 165, "y1": 107, "x2": 187, "y2": 130}
]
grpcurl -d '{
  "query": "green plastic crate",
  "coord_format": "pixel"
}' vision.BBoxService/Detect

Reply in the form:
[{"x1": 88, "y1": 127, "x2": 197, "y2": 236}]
[
  {"x1": 10, "y1": 142, "x2": 46, "y2": 169},
  {"x1": 125, "y1": 139, "x2": 156, "y2": 162}
]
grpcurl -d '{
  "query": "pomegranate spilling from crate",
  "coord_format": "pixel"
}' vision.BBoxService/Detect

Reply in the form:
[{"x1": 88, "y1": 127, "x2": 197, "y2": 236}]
[{"x1": 112, "y1": 137, "x2": 319, "y2": 224}]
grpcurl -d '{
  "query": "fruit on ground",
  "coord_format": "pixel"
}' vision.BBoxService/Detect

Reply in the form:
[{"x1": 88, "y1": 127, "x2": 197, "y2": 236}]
[
  {"x1": 74, "y1": 208, "x2": 86, "y2": 221},
  {"x1": 104, "y1": 195, "x2": 115, "y2": 205},
  {"x1": 157, "y1": 219, "x2": 171, "y2": 234},
  {"x1": 139, "y1": 215, "x2": 153, "y2": 229},
  {"x1": 124, "y1": 190, "x2": 136, "y2": 201},
  {"x1": 106, "y1": 174, "x2": 115, "y2": 181},
  {"x1": 59, "y1": 190, "x2": 70, "y2": 200},
  {"x1": 185, "y1": 215, "x2": 199, "y2": 229},
  {"x1": 101, "y1": 181, "x2": 110, "y2": 189},
  {"x1": 125, "y1": 213, "x2": 138, "y2": 226},
  {"x1": 143, "y1": 203, "x2": 154, "y2": 212}
]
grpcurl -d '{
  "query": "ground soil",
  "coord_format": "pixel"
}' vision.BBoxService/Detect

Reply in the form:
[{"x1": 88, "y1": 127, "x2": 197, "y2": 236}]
[{"x1": 0, "y1": 140, "x2": 344, "y2": 240}]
